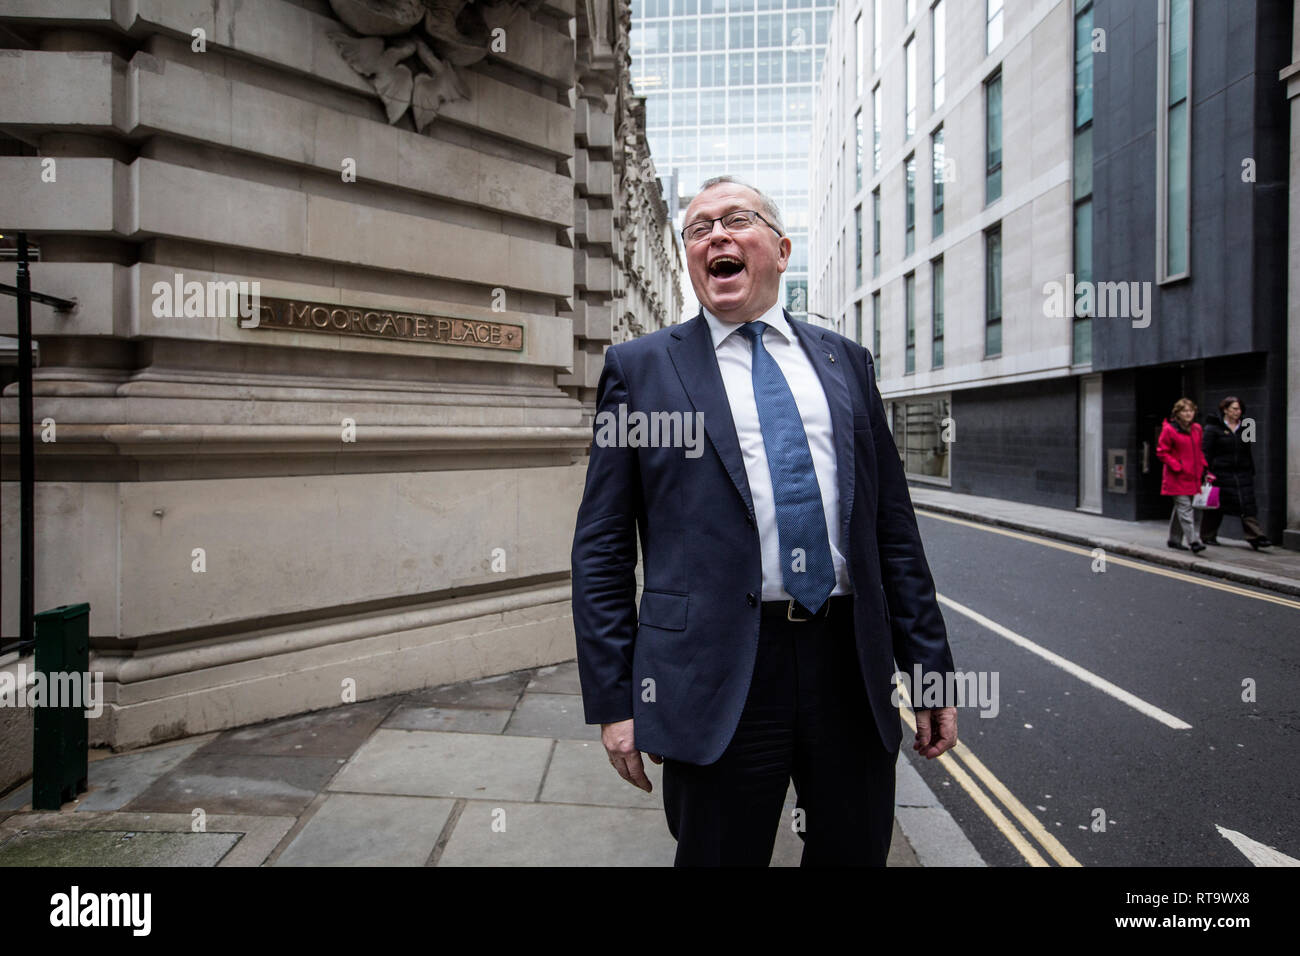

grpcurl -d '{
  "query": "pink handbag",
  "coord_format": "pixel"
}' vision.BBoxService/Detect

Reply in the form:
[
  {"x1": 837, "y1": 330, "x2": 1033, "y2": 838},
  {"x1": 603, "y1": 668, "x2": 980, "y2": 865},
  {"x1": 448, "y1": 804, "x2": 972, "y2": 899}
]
[{"x1": 1193, "y1": 481, "x2": 1220, "y2": 509}]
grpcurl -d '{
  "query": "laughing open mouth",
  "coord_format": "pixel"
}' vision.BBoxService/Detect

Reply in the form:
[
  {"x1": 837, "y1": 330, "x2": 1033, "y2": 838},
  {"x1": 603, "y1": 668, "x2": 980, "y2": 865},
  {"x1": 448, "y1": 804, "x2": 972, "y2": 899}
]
[{"x1": 708, "y1": 255, "x2": 745, "y2": 278}]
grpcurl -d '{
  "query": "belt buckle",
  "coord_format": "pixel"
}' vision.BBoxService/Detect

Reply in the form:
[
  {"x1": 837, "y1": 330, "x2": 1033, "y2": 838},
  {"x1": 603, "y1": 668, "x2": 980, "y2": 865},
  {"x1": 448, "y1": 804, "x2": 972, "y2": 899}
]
[{"x1": 787, "y1": 599, "x2": 810, "y2": 622}]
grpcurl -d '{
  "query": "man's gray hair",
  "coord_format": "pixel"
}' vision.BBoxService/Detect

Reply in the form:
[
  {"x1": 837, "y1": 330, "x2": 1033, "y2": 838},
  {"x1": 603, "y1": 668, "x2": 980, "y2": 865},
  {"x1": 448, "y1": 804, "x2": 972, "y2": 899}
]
[{"x1": 696, "y1": 175, "x2": 785, "y2": 236}]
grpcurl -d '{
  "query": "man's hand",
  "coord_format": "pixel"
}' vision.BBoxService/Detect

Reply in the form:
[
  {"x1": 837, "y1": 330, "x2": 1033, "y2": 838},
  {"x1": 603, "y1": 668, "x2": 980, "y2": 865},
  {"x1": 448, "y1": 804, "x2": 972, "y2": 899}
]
[
  {"x1": 601, "y1": 718, "x2": 662, "y2": 792},
  {"x1": 913, "y1": 706, "x2": 957, "y2": 759}
]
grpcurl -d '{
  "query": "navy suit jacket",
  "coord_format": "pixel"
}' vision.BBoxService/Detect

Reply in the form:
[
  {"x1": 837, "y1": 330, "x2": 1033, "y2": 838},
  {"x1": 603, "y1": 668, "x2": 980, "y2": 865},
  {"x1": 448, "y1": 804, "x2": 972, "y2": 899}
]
[{"x1": 570, "y1": 308, "x2": 956, "y2": 765}]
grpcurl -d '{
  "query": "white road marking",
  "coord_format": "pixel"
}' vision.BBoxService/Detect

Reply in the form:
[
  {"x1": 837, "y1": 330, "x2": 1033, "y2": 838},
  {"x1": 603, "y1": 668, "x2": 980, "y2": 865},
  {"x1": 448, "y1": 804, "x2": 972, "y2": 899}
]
[
  {"x1": 937, "y1": 593, "x2": 1194, "y2": 730},
  {"x1": 1215, "y1": 825, "x2": 1300, "y2": 866}
]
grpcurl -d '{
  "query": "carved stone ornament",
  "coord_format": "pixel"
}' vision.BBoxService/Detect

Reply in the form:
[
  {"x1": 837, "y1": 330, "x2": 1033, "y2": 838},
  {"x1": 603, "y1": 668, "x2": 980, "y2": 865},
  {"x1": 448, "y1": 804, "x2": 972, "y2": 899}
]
[{"x1": 327, "y1": 0, "x2": 545, "y2": 132}]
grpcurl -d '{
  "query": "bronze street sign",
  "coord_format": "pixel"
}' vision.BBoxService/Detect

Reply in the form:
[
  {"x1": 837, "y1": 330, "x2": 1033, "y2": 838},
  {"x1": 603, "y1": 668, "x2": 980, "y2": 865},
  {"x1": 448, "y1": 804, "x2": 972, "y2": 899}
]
[{"x1": 248, "y1": 296, "x2": 524, "y2": 351}]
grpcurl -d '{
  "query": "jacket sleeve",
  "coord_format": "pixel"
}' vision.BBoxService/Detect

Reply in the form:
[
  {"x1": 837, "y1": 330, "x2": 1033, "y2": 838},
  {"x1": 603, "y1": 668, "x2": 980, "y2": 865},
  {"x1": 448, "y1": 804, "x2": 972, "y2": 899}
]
[
  {"x1": 571, "y1": 345, "x2": 641, "y2": 725},
  {"x1": 862, "y1": 348, "x2": 957, "y2": 704},
  {"x1": 1155, "y1": 421, "x2": 1181, "y2": 471}
]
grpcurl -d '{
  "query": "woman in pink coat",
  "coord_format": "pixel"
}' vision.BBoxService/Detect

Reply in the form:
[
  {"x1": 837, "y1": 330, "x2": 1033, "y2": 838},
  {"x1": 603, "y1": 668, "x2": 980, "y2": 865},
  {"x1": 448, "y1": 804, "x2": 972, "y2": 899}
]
[{"x1": 1156, "y1": 397, "x2": 1213, "y2": 553}]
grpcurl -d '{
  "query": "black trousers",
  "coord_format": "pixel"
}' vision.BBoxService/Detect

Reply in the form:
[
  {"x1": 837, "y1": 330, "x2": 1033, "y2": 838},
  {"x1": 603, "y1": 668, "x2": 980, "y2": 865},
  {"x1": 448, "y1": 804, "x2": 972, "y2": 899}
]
[{"x1": 662, "y1": 599, "x2": 897, "y2": 866}]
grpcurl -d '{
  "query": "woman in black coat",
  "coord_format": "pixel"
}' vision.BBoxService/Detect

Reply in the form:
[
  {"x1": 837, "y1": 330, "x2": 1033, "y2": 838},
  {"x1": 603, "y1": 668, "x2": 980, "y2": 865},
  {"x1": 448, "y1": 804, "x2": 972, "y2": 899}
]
[{"x1": 1201, "y1": 396, "x2": 1270, "y2": 549}]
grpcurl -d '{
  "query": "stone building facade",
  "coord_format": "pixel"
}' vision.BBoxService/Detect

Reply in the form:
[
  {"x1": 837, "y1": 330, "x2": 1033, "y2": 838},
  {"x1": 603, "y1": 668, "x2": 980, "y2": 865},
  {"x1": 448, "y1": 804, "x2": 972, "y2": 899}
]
[
  {"x1": 0, "y1": 0, "x2": 677, "y2": 773},
  {"x1": 563, "y1": 0, "x2": 682, "y2": 420}
]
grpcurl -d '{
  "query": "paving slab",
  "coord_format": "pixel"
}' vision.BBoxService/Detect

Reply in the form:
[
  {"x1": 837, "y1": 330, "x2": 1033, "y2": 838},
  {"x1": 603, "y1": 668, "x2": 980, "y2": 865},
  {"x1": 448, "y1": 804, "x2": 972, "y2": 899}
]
[
  {"x1": 539, "y1": 739, "x2": 663, "y2": 808},
  {"x1": 330, "y1": 728, "x2": 553, "y2": 801},
  {"x1": 0, "y1": 828, "x2": 239, "y2": 866},
  {"x1": 1, "y1": 737, "x2": 214, "y2": 813},
  {"x1": 504, "y1": 692, "x2": 598, "y2": 740},
  {"x1": 407, "y1": 671, "x2": 530, "y2": 710},
  {"x1": 437, "y1": 801, "x2": 675, "y2": 866},
  {"x1": 382, "y1": 705, "x2": 511, "y2": 734},
  {"x1": 70, "y1": 738, "x2": 212, "y2": 813},
  {"x1": 201, "y1": 698, "x2": 396, "y2": 758},
  {"x1": 122, "y1": 752, "x2": 343, "y2": 816},
  {"x1": 273, "y1": 793, "x2": 456, "y2": 867},
  {"x1": 0, "y1": 810, "x2": 296, "y2": 867},
  {"x1": 525, "y1": 661, "x2": 583, "y2": 695}
]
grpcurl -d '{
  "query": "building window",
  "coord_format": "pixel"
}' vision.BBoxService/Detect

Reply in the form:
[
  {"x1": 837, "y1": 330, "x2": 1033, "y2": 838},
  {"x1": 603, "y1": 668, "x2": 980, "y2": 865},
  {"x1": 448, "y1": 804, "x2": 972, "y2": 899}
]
[
  {"x1": 855, "y1": 299, "x2": 864, "y2": 345},
  {"x1": 672, "y1": 18, "x2": 698, "y2": 53},
  {"x1": 931, "y1": 126, "x2": 945, "y2": 238},
  {"x1": 904, "y1": 271, "x2": 916, "y2": 373},
  {"x1": 904, "y1": 35, "x2": 916, "y2": 138},
  {"x1": 904, "y1": 153, "x2": 916, "y2": 257},
  {"x1": 1073, "y1": 0, "x2": 1094, "y2": 363},
  {"x1": 932, "y1": 0, "x2": 946, "y2": 109},
  {"x1": 987, "y1": 0, "x2": 1004, "y2": 53},
  {"x1": 985, "y1": 70, "x2": 1002, "y2": 204},
  {"x1": 985, "y1": 224, "x2": 1002, "y2": 356},
  {"x1": 931, "y1": 256, "x2": 944, "y2": 368},
  {"x1": 855, "y1": 204, "x2": 863, "y2": 287},
  {"x1": 873, "y1": 0, "x2": 882, "y2": 72},
  {"x1": 872, "y1": 84, "x2": 882, "y2": 172},
  {"x1": 855, "y1": 12, "x2": 864, "y2": 97},
  {"x1": 1158, "y1": 0, "x2": 1191, "y2": 280},
  {"x1": 872, "y1": 187, "x2": 882, "y2": 277},
  {"x1": 893, "y1": 395, "x2": 951, "y2": 479},
  {"x1": 872, "y1": 291, "x2": 882, "y2": 360},
  {"x1": 855, "y1": 108, "x2": 863, "y2": 192}
]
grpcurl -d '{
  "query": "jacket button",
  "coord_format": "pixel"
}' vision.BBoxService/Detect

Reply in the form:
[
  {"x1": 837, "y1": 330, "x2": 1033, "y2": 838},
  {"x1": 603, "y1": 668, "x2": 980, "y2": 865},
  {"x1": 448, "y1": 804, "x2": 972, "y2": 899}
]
[{"x1": 746, "y1": 592, "x2": 757, "y2": 607}]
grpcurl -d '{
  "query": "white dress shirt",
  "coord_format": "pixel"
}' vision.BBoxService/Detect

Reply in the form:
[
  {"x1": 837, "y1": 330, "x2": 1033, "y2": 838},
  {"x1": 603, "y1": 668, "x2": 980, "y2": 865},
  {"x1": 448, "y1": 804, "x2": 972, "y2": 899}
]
[{"x1": 701, "y1": 302, "x2": 851, "y2": 602}]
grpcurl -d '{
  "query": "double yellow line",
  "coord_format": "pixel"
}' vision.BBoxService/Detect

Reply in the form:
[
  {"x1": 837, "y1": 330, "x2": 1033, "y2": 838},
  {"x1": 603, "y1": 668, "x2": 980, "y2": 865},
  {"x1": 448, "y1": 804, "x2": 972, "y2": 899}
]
[{"x1": 899, "y1": 683, "x2": 1081, "y2": 867}]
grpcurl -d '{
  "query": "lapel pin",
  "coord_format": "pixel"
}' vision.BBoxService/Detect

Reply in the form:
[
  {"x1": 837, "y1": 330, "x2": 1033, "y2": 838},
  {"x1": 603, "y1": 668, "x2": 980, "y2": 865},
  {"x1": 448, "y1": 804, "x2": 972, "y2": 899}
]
[{"x1": 827, "y1": 352, "x2": 835, "y2": 363}]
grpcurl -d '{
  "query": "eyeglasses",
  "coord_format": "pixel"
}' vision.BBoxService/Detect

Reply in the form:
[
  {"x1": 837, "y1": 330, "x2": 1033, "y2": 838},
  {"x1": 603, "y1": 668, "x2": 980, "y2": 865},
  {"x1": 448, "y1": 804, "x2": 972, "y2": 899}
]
[{"x1": 681, "y1": 209, "x2": 783, "y2": 244}]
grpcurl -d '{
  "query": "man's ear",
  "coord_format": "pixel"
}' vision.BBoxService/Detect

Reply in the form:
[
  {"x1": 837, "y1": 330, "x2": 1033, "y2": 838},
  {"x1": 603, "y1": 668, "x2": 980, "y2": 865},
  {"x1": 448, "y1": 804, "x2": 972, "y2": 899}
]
[{"x1": 777, "y1": 235, "x2": 792, "y2": 272}]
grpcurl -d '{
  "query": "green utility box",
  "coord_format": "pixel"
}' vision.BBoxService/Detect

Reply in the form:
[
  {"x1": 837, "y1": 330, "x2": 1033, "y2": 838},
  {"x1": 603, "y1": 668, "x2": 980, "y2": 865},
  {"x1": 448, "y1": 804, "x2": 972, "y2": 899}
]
[{"x1": 32, "y1": 603, "x2": 90, "y2": 810}]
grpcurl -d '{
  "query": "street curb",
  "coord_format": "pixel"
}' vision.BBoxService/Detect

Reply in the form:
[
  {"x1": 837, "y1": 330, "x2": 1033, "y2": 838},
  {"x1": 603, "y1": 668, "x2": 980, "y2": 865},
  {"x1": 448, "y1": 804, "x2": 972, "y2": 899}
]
[
  {"x1": 895, "y1": 754, "x2": 986, "y2": 866},
  {"x1": 910, "y1": 497, "x2": 1300, "y2": 598}
]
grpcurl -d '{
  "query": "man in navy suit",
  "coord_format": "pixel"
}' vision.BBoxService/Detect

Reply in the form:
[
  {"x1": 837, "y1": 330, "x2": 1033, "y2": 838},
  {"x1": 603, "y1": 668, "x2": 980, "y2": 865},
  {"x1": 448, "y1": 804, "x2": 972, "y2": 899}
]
[{"x1": 571, "y1": 176, "x2": 958, "y2": 866}]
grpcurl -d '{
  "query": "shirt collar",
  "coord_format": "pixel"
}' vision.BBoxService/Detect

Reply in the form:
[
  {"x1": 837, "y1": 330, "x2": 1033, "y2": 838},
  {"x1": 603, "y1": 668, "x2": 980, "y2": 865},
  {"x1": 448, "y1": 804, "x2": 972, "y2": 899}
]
[{"x1": 700, "y1": 300, "x2": 792, "y2": 351}]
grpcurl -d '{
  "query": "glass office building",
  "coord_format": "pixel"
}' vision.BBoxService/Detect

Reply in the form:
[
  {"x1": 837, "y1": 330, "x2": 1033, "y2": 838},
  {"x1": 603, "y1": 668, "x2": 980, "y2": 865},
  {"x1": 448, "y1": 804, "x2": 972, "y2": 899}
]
[{"x1": 630, "y1": 0, "x2": 838, "y2": 321}]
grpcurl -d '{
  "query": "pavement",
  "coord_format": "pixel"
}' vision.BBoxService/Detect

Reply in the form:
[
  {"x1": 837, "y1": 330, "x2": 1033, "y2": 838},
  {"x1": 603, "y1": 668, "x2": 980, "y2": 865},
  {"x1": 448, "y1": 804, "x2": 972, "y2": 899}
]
[{"x1": 0, "y1": 660, "x2": 982, "y2": 867}]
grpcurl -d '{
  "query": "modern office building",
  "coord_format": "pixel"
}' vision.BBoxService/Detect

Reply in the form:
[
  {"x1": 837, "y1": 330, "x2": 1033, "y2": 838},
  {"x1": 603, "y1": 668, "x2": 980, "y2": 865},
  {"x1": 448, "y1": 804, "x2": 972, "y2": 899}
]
[
  {"x1": 811, "y1": 0, "x2": 1292, "y2": 545},
  {"x1": 1091, "y1": 0, "x2": 1289, "y2": 539},
  {"x1": 1283, "y1": 0, "x2": 1300, "y2": 550},
  {"x1": 631, "y1": 0, "x2": 839, "y2": 320}
]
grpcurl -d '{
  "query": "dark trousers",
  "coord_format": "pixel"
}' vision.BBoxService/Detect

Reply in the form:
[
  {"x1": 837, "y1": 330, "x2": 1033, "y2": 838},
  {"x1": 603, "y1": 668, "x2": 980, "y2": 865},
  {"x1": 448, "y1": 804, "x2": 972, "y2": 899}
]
[
  {"x1": 1200, "y1": 506, "x2": 1266, "y2": 542},
  {"x1": 661, "y1": 600, "x2": 897, "y2": 866}
]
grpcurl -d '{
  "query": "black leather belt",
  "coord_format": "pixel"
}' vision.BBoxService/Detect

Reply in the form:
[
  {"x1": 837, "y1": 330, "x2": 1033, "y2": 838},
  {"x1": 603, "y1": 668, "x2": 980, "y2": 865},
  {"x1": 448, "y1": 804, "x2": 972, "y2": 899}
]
[{"x1": 761, "y1": 593, "x2": 854, "y2": 623}]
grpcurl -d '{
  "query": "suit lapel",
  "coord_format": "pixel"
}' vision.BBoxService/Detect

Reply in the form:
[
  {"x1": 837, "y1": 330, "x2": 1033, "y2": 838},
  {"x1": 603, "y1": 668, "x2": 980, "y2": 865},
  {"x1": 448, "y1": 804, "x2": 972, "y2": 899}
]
[
  {"x1": 667, "y1": 309, "x2": 857, "y2": 540},
  {"x1": 787, "y1": 310, "x2": 856, "y2": 547},
  {"x1": 668, "y1": 312, "x2": 755, "y2": 518}
]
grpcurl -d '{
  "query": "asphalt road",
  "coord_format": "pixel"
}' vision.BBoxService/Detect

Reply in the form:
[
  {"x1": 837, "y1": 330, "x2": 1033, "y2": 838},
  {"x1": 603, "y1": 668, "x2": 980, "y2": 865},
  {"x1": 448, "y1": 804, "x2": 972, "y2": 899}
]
[{"x1": 900, "y1": 509, "x2": 1300, "y2": 867}]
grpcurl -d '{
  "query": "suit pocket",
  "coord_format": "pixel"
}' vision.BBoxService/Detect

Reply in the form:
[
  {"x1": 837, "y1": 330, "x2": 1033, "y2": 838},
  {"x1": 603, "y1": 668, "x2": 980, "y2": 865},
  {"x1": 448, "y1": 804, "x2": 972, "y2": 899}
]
[{"x1": 638, "y1": 589, "x2": 688, "y2": 630}]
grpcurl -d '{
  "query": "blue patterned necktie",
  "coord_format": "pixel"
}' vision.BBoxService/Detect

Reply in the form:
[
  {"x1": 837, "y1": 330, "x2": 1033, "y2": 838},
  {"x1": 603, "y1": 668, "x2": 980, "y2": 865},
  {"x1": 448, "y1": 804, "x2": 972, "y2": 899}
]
[{"x1": 735, "y1": 320, "x2": 836, "y2": 614}]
